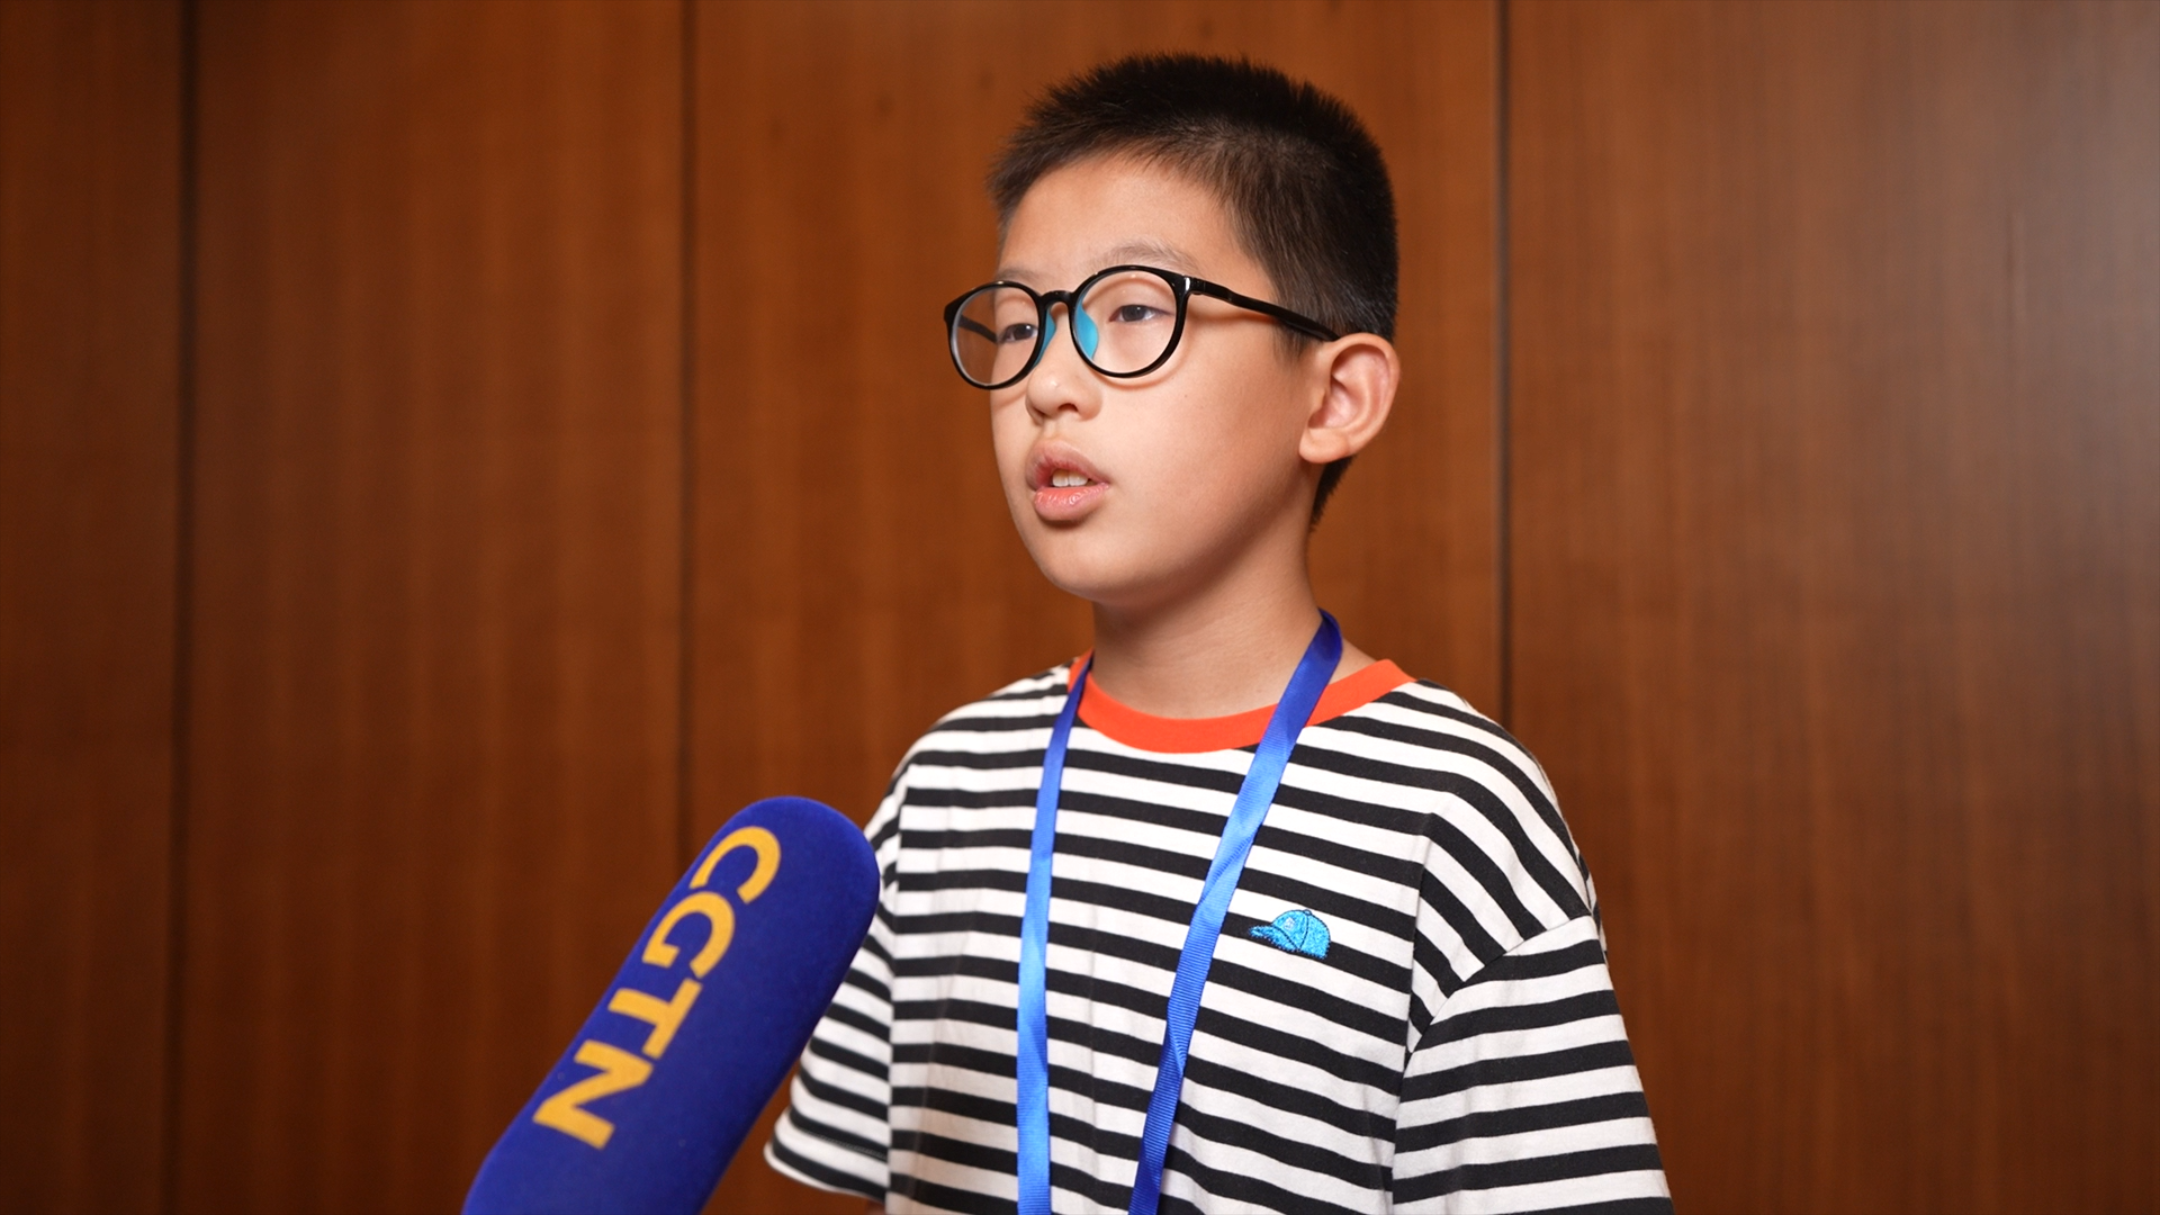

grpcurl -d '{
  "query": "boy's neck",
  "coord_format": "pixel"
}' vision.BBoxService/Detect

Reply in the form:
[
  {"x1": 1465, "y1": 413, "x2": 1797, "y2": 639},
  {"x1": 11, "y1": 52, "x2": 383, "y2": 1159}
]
[{"x1": 1084, "y1": 557, "x2": 1375, "y2": 720}]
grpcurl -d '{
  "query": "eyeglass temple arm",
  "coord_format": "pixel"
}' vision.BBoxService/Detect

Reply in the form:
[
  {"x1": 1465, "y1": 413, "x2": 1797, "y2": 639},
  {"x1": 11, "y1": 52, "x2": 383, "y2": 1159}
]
[{"x1": 1188, "y1": 279, "x2": 1341, "y2": 342}]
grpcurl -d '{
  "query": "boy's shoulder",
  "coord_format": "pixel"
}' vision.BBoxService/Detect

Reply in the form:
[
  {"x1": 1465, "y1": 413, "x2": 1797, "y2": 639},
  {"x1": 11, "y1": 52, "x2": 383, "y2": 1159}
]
[
  {"x1": 888, "y1": 660, "x2": 1576, "y2": 853},
  {"x1": 869, "y1": 663, "x2": 1074, "y2": 792},
  {"x1": 952, "y1": 662, "x2": 1077, "y2": 716},
  {"x1": 888, "y1": 659, "x2": 1544, "y2": 780},
  {"x1": 1319, "y1": 673, "x2": 1553, "y2": 798},
  {"x1": 872, "y1": 662, "x2": 1602, "y2": 983},
  {"x1": 1322, "y1": 678, "x2": 1603, "y2": 950},
  {"x1": 918, "y1": 662, "x2": 1074, "y2": 742}
]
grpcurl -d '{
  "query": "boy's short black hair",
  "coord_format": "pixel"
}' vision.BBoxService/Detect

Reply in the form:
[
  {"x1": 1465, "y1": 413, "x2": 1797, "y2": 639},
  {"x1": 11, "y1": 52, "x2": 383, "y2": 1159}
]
[{"x1": 989, "y1": 54, "x2": 1398, "y2": 521}]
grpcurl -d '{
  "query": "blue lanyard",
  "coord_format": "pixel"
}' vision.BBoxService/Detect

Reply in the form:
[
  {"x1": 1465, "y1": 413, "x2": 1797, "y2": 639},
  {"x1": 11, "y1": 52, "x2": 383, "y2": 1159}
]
[{"x1": 1016, "y1": 613, "x2": 1343, "y2": 1215}]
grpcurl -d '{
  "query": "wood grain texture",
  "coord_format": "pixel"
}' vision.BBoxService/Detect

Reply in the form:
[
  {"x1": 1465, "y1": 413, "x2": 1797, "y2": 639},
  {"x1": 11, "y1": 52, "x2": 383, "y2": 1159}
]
[
  {"x1": 0, "y1": 2, "x2": 182, "y2": 1211},
  {"x1": 176, "y1": 2, "x2": 683, "y2": 1210},
  {"x1": 690, "y1": 3, "x2": 1497, "y2": 1209},
  {"x1": 1508, "y1": 2, "x2": 2160, "y2": 1210}
]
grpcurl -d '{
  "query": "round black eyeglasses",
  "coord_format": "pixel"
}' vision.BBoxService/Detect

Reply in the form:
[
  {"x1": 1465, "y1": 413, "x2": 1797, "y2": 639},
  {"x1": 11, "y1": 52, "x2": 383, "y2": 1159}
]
[{"x1": 943, "y1": 264, "x2": 1341, "y2": 390}]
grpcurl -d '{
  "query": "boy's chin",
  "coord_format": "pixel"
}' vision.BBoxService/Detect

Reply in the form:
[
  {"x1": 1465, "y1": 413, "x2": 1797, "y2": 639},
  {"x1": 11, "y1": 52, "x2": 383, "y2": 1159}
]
[
  {"x1": 1024, "y1": 549, "x2": 1124, "y2": 606},
  {"x1": 1024, "y1": 542, "x2": 1203, "y2": 617}
]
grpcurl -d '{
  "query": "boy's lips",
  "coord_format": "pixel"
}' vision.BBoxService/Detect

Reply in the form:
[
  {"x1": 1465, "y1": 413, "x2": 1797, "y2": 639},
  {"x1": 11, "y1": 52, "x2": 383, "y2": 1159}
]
[{"x1": 1025, "y1": 444, "x2": 1110, "y2": 523}]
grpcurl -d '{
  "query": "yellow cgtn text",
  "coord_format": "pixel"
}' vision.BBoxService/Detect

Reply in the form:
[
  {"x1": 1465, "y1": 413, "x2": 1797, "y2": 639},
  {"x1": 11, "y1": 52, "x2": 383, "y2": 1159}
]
[{"x1": 531, "y1": 827, "x2": 783, "y2": 1148}]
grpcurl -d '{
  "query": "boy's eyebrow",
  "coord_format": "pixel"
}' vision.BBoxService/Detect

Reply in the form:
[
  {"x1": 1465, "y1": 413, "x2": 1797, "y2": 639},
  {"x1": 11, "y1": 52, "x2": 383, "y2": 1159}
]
[{"x1": 995, "y1": 238, "x2": 1202, "y2": 284}]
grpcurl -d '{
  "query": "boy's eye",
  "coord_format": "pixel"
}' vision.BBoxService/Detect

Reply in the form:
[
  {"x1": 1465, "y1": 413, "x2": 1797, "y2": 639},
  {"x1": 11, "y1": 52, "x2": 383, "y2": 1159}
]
[
  {"x1": 1109, "y1": 304, "x2": 1166, "y2": 324},
  {"x1": 998, "y1": 322, "x2": 1039, "y2": 345}
]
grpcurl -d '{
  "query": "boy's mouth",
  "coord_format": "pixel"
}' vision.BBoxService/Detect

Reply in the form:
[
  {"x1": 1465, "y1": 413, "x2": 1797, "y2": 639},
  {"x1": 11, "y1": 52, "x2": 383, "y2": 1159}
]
[{"x1": 1025, "y1": 444, "x2": 1110, "y2": 523}]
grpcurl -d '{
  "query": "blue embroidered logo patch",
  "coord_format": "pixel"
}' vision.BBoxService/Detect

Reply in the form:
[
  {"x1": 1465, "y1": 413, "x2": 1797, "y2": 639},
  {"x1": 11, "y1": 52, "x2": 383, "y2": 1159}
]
[{"x1": 1250, "y1": 909, "x2": 1331, "y2": 960}]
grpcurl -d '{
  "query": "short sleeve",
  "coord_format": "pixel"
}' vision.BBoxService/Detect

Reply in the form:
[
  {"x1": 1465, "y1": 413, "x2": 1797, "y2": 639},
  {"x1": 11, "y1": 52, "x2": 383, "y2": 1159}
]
[
  {"x1": 764, "y1": 772, "x2": 908, "y2": 1201},
  {"x1": 1390, "y1": 916, "x2": 1672, "y2": 1214}
]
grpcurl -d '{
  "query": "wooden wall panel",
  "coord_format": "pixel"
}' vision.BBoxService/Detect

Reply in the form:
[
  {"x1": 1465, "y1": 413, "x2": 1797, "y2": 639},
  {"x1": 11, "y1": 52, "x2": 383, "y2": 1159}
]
[
  {"x1": 691, "y1": 2, "x2": 1496, "y2": 1208},
  {"x1": 178, "y1": 2, "x2": 683, "y2": 1210},
  {"x1": 0, "y1": 2, "x2": 182, "y2": 1211},
  {"x1": 1509, "y1": 2, "x2": 2160, "y2": 1211}
]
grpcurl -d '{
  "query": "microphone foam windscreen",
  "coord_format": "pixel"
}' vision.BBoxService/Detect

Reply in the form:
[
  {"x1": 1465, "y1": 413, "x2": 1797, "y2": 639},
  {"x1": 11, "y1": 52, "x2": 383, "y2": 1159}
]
[{"x1": 465, "y1": 796, "x2": 879, "y2": 1215}]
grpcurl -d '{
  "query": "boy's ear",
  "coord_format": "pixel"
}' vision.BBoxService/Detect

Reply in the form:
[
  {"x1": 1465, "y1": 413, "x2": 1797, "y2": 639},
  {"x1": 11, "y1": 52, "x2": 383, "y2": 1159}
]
[{"x1": 1299, "y1": 334, "x2": 1399, "y2": 467}]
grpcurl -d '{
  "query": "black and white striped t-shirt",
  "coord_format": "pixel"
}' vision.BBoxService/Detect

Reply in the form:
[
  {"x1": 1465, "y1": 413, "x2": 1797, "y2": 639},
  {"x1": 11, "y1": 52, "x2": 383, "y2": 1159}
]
[{"x1": 768, "y1": 659, "x2": 1670, "y2": 1214}]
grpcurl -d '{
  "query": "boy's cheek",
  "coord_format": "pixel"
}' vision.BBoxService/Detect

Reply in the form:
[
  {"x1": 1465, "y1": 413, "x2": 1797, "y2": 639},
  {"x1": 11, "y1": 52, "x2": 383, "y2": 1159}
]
[{"x1": 988, "y1": 396, "x2": 1038, "y2": 458}]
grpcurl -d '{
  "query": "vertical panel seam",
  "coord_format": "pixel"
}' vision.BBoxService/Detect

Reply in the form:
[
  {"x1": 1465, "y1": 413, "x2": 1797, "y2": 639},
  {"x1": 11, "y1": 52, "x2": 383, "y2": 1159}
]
[
  {"x1": 676, "y1": 0, "x2": 697, "y2": 869},
  {"x1": 159, "y1": 1, "x2": 199, "y2": 1210},
  {"x1": 1495, "y1": 0, "x2": 1514, "y2": 730}
]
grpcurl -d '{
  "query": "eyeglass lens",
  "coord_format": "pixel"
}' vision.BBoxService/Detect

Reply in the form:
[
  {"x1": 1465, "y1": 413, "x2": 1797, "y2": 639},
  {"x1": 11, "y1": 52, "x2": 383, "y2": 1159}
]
[{"x1": 951, "y1": 271, "x2": 1181, "y2": 388}]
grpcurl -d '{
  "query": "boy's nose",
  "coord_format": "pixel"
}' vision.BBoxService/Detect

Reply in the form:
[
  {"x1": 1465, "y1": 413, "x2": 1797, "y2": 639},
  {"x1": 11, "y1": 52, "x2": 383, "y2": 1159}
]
[
  {"x1": 1024, "y1": 304, "x2": 1101, "y2": 421},
  {"x1": 1071, "y1": 308, "x2": 1102, "y2": 360}
]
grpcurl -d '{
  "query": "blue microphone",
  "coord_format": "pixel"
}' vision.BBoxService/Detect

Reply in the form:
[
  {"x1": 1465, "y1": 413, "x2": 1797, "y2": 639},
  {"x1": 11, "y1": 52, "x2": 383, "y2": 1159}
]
[{"x1": 465, "y1": 797, "x2": 879, "y2": 1215}]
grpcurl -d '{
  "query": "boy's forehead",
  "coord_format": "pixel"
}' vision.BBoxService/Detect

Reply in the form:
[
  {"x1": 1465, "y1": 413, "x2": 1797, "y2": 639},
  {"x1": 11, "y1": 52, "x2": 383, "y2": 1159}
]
[
  {"x1": 995, "y1": 237, "x2": 1200, "y2": 284},
  {"x1": 994, "y1": 156, "x2": 1244, "y2": 286}
]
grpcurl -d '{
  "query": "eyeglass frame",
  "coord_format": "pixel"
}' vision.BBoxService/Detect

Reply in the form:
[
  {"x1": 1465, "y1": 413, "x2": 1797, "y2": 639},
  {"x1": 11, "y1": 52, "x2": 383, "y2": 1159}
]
[{"x1": 942, "y1": 263, "x2": 1343, "y2": 391}]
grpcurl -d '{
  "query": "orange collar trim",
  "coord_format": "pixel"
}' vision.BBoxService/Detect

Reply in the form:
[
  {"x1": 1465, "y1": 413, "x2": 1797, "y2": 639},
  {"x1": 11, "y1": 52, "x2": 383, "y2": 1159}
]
[{"x1": 1074, "y1": 658, "x2": 1412, "y2": 754}]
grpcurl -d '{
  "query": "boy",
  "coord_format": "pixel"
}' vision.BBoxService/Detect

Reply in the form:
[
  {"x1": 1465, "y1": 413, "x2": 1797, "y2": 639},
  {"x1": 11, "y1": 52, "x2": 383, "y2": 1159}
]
[{"x1": 768, "y1": 55, "x2": 1669, "y2": 1215}]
